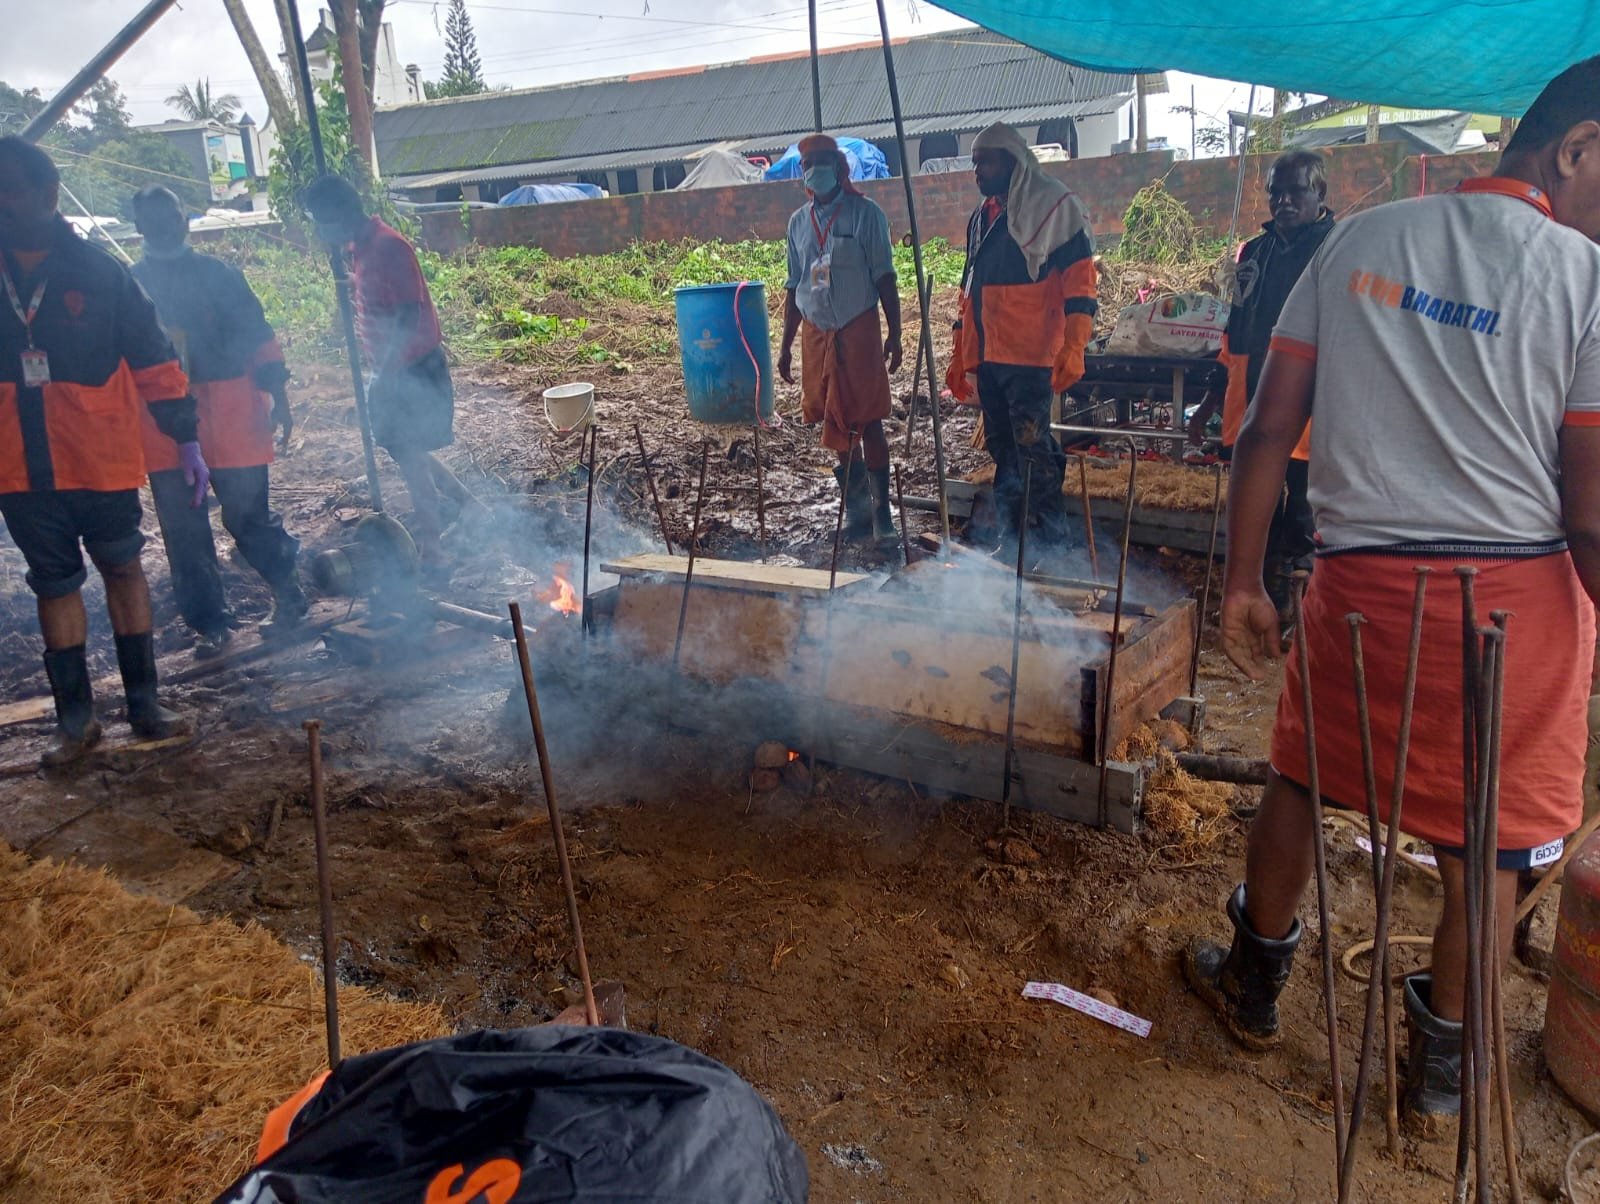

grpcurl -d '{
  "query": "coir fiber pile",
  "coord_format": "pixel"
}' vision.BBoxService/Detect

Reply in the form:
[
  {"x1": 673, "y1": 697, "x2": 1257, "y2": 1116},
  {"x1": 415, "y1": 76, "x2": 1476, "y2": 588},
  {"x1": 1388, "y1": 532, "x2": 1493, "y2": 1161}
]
[{"x1": 0, "y1": 846, "x2": 447, "y2": 1203}]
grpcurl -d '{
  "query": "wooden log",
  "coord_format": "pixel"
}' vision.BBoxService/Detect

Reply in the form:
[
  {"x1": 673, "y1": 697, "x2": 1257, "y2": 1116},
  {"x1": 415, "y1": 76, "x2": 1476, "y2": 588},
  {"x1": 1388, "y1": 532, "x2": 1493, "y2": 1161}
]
[{"x1": 1176, "y1": 753, "x2": 1268, "y2": 785}]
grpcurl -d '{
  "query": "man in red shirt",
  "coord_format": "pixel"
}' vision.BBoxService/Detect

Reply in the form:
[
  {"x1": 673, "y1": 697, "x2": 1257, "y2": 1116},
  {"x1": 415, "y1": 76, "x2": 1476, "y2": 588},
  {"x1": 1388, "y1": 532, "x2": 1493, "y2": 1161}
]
[{"x1": 302, "y1": 176, "x2": 455, "y2": 570}]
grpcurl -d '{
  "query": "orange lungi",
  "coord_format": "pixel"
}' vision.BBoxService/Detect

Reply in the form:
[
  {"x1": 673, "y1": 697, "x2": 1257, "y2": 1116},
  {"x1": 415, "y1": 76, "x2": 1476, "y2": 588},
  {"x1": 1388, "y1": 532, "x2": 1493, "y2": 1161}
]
[
  {"x1": 799, "y1": 307, "x2": 891, "y2": 454},
  {"x1": 1270, "y1": 551, "x2": 1592, "y2": 850}
]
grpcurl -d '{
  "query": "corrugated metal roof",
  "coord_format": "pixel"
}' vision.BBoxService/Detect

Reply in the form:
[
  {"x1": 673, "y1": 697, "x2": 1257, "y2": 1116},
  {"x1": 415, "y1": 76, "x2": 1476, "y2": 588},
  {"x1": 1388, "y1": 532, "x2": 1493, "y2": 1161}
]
[
  {"x1": 376, "y1": 29, "x2": 1136, "y2": 178},
  {"x1": 387, "y1": 93, "x2": 1133, "y2": 191}
]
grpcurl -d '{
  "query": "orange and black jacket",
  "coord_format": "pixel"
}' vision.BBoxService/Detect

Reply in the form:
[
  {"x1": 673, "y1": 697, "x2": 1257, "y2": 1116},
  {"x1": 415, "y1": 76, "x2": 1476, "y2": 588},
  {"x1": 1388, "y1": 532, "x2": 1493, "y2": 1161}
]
[
  {"x1": 0, "y1": 218, "x2": 195, "y2": 495},
  {"x1": 133, "y1": 248, "x2": 286, "y2": 472},
  {"x1": 949, "y1": 199, "x2": 1097, "y2": 396}
]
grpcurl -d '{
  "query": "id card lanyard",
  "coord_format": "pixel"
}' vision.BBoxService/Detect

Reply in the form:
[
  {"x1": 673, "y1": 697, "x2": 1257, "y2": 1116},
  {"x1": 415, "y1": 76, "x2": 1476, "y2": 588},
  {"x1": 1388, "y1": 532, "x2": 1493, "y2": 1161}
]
[{"x1": 0, "y1": 257, "x2": 49, "y2": 387}]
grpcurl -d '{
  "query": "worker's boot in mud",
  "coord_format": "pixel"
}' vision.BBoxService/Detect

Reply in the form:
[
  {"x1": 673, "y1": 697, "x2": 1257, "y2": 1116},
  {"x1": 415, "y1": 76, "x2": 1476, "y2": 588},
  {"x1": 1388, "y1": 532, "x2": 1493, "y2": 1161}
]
[
  {"x1": 833, "y1": 463, "x2": 874, "y2": 540},
  {"x1": 40, "y1": 645, "x2": 102, "y2": 769},
  {"x1": 114, "y1": 632, "x2": 190, "y2": 740},
  {"x1": 1183, "y1": 884, "x2": 1303, "y2": 1050},
  {"x1": 260, "y1": 577, "x2": 310, "y2": 641},
  {"x1": 866, "y1": 466, "x2": 896, "y2": 544},
  {"x1": 1402, "y1": 973, "x2": 1462, "y2": 1136}
]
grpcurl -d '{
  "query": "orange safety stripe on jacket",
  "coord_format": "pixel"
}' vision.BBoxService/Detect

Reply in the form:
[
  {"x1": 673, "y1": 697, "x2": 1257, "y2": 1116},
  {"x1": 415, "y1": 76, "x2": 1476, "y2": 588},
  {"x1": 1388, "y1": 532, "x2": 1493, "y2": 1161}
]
[
  {"x1": 141, "y1": 376, "x2": 274, "y2": 471},
  {"x1": 1219, "y1": 333, "x2": 1310, "y2": 460},
  {"x1": 141, "y1": 336, "x2": 280, "y2": 472},
  {"x1": 0, "y1": 361, "x2": 171, "y2": 494},
  {"x1": 255, "y1": 1069, "x2": 331, "y2": 1163}
]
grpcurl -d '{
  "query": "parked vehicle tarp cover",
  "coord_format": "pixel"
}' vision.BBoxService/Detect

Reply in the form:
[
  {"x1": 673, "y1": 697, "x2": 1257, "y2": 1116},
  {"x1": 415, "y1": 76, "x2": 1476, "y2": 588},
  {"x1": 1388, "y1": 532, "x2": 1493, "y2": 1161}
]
[
  {"x1": 213, "y1": 1027, "x2": 810, "y2": 1203},
  {"x1": 764, "y1": 136, "x2": 890, "y2": 183},
  {"x1": 929, "y1": 0, "x2": 1600, "y2": 113},
  {"x1": 677, "y1": 147, "x2": 766, "y2": 189},
  {"x1": 498, "y1": 183, "x2": 604, "y2": 205}
]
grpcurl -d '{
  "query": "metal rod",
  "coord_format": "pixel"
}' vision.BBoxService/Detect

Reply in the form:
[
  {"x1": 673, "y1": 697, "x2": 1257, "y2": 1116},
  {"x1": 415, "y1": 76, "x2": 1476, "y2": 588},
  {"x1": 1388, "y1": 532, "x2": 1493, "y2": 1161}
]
[
  {"x1": 1226, "y1": 85, "x2": 1259, "y2": 247},
  {"x1": 808, "y1": 0, "x2": 822, "y2": 133},
  {"x1": 1001, "y1": 463, "x2": 1032, "y2": 830},
  {"x1": 1377, "y1": 567, "x2": 1431, "y2": 1160},
  {"x1": 1096, "y1": 439, "x2": 1137, "y2": 826},
  {"x1": 1337, "y1": 612, "x2": 1383, "y2": 1202},
  {"x1": 1470, "y1": 625, "x2": 1498, "y2": 1204},
  {"x1": 508, "y1": 602, "x2": 599, "y2": 1027},
  {"x1": 1190, "y1": 460, "x2": 1223, "y2": 696},
  {"x1": 581, "y1": 424, "x2": 598, "y2": 638},
  {"x1": 904, "y1": 275, "x2": 932, "y2": 459},
  {"x1": 1076, "y1": 452, "x2": 1101, "y2": 580},
  {"x1": 284, "y1": 0, "x2": 385, "y2": 515},
  {"x1": 753, "y1": 414, "x2": 768, "y2": 551},
  {"x1": 1487, "y1": 611, "x2": 1523, "y2": 1204},
  {"x1": 632, "y1": 422, "x2": 673, "y2": 554},
  {"x1": 895, "y1": 463, "x2": 912, "y2": 567},
  {"x1": 830, "y1": 441, "x2": 854, "y2": 592},
  {"x1": 303, "y1": 718, "x2": 342, "y2": 1067},
  {"x1": 672, "y1": 442, "x2": 711, "y2": 671},
  {"x1": 1291, "y1": 572, "x2": 1349, "y2": 1183},
  {"x1": 1454, "y1": 566, "x2": 1480, "y2": 1204},
  {"x1": 874, "y1": 0, "x2": 948, "y2": 542},
  {"x1": 1052, "y1": 423, "x2": 1196, "y2": 442},
  {"x1": 20, "y1": 0, "x2": 180, "y2": 142}
]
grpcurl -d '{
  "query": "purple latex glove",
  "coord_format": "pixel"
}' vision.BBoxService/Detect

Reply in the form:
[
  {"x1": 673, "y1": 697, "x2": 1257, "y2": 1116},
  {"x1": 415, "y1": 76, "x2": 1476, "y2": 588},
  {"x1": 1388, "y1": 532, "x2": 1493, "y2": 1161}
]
[{"x1": 178, "y1": 441, "x2": 210, "y2": 508}]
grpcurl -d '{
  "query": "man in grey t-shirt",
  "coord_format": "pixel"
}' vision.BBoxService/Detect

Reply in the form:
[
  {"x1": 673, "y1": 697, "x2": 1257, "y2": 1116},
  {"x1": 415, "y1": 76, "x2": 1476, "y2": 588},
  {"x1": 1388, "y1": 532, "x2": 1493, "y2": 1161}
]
[{"x1": 1186, "y1": 57, "x2": 1600, "y2": 1129}]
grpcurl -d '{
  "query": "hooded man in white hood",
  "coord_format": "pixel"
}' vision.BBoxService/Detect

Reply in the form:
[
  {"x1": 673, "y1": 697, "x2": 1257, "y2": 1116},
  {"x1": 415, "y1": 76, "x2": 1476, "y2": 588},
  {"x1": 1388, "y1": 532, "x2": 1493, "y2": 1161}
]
[{"x1": 947, "y1": 122, "x2": 1097, "y2": 557}]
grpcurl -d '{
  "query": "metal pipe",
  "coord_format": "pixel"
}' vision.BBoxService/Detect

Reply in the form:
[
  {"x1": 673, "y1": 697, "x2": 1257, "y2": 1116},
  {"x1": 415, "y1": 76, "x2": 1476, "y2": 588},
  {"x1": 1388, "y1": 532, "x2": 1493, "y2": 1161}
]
[
  {"x1": 1470, "y1": 625, "x2": 1498, "y2": 1204},
  {"x1": 429, "y1": 598, "x2": 531, "y2": 639},
  {"x1": 1291, "y1": 572, "x2": 1348, "y2": 1184},
  {"x1": 303, "y1": 719, "x2": 342, "y2": 1067},
  {"x1": 1001, "y1": 463, "x2": 1032, "y2": 830},
  {"x1": 808, "y1": 0, "x2": 823, "y2": 133},
  {"x1": 581, "y1": 424, "x2": 598, "y2": 637},
  {"x1": 1076, "y1": 452, "x2": 1101, "y2": 580},
  {"x1": 830, "y1": 441, "x2": 854, "y2": 592},
  {"x1": 284, "y1": 0, "x2": 385, "y2": 514},
  {"x1": 20, "y1": 0, "x2": 180, "y2": 142},
  {"x1": 508, "y1": 602, "x2": 599, "y2": 1027},
  {"x1": 672, "y1": 441, "x2": 711, "y2": 672},
  {"x1": 1052, "y1": 423, "x2": 1194, "y2": 443},
  {"x1": 1190, "y1": 460, "x2": 1223, "y2": 696},
  {"x1": 1453, "y1": 566, "x2": 1481, "y2": 1204},
  {"x1": 1173, "y1": 753, "x2": 1268, "y2": 785},
  {"x1": 632, "y1": 422, "x2": 673, "y2": 554},
  {"x1": 753, "y1": 413, "x2": 768, "y2": 551},
  {"x1": 905, "y1": 275, "x2": 933, "y2": 459},
  {"x1": 874, "y1": 0, "x2": 948, "y2": 542},
  {"x1": 895, "y1": 463, "x2": 912, "y2": 567},
  {"x1": 1487, "y1": 611, "x2": 1523, "y2": 1204},
  {"x1": 1226, "y1": 85, "x2": 1258, "y2": 248},
  {"x1": 1096, "y1": 439, "x2": 1137, "y2": 827}
]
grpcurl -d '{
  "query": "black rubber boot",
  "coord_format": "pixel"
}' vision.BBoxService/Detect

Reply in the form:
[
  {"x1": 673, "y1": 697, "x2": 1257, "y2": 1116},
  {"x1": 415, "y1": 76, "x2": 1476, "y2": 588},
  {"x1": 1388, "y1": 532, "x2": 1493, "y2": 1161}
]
[
  {"x1": 41, "y1": 645, "x2": 102, "y2": 769},
  {"x1": 259, "y1": 576, "x2": 309, "y2": 641},
  {"x1": 115, "y1": 632, "x2": 189, "y2": 739},
  {"x1": 833, "y1": 463, "x2": 873, "y2": 540},
  {"x1": 1183, "y1": 884, "x2": 1303, "y2": 1050},
  {"x1": 866, "y1": 466, "x2": 896, "y2": 543},
  {"x1": 1403, "y1": 973, "x2": 1462, "y2": 1135}
]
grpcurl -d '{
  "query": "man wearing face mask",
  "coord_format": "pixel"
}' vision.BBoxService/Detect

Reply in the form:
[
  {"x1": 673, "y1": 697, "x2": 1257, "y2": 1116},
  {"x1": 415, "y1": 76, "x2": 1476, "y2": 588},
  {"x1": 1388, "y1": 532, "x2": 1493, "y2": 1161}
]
[
  {"x1": 1189, "y1": 151, "x2": 1331, "y2": 618},
  {"x1": 0, "y1": 138, "x2": 199, "y2": 766},
  {"x1": 946, "y1": 123, "x2": 1096, "y2": 560},
  {"x1": 301, "y1": 174, "x2": 456, "y2": 573},
  {"x1": 130, "y1": 187, "x2": 305, "y2": 656},
  {"x1": 777, "y1": 134, "x2": 903, "y2": 542}
]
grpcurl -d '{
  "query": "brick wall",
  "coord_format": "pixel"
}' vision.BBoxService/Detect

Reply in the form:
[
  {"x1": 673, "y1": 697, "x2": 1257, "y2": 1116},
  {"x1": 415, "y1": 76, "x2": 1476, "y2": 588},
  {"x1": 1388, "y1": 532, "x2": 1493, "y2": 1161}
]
[{"x1": 419, "y1": 143, "x2": 1498, "y2": 257}]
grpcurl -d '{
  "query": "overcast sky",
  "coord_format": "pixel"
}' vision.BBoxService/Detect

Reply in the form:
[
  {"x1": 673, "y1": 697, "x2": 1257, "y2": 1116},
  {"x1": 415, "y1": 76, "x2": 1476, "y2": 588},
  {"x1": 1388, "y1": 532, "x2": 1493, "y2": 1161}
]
[{"x1": 0, "y1": 0, "x2": 1258, "y2": 154}]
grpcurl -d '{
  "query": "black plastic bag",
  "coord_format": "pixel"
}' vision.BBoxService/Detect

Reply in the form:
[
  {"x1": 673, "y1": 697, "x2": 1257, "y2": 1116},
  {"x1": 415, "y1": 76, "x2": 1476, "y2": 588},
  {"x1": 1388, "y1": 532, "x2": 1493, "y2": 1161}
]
[{"x1": 215, "y1": 1027, "x2": 808, "y2": 1203}]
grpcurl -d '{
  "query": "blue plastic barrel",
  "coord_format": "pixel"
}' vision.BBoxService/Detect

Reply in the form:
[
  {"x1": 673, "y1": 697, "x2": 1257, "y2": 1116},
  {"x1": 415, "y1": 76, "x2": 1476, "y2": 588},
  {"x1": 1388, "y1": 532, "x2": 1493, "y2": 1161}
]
[{"x1": 674, "y1": 282, "x2": 775, "y2": 424}]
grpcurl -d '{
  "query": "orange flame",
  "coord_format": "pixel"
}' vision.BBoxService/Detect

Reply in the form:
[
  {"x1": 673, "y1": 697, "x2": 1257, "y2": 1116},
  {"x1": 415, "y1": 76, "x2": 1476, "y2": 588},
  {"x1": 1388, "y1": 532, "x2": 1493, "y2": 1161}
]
[
  {"x1": 788, "y1": 750, "x2": 800, "y2": 762},
  {"x1": 536, "y1": 564, "x2": 581, "y2": 617}
]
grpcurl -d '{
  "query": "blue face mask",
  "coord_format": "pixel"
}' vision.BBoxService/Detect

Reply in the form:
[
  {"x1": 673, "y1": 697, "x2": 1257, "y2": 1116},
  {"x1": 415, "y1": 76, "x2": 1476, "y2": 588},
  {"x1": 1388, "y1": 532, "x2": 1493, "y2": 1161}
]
[{"x1": 804, "y1": 164, "x2": 838, "y2": 196}]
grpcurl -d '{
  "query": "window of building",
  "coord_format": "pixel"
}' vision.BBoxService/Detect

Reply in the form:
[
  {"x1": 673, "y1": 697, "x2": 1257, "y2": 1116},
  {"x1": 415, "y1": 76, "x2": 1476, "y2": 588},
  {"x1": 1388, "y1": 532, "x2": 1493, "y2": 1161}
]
[
  {"x1": 1036, "y1": 117, "x2": 1079, "y2": 158},
  {"x1": 616, "y1": 169, "x2": 639, "y2": 195},
  {"x1": 576, "y1": 171, "x2": 611, "y2": 193},
  {"x1": 918, "y1": 133, "x2": 958, "y2": 166},
  {"x1": 871, "y1": 139, "x2": 901, "y2": 178},
  {"x1": 652, "y1": 163, "x2": 687, "y2": 191}
]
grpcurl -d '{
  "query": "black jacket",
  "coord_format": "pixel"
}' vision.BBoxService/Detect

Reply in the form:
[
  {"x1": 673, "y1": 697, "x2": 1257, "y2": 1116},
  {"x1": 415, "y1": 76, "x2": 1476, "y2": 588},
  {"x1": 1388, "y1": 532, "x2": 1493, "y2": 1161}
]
[{"x1": 1225, "y1": 209, "x2": 1335, "y2": 396}]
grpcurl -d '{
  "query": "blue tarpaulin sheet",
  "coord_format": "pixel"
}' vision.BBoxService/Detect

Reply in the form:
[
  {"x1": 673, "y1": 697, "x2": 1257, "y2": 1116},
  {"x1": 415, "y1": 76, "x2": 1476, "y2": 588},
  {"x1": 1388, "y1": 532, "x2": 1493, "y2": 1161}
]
[
  {"x1": 765, "y1": 137, "x2": 891, "y2": 182},
  {"x1": 498, "y1": 183, "x2": 603, "y2": 205},
  {"x1": 926, "y1": 2, "x2": 1600, "y2": 115}
]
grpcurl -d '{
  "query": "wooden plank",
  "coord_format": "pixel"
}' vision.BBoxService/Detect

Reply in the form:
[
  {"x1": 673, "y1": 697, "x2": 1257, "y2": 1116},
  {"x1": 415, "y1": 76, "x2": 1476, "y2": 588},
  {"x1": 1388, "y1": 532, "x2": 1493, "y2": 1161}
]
[
  {"x1": 610, "y1": 579, "x2": 814, "y2": 688},
  {"x1": 601, "y1": 554, "x2": 868, "y2": 596},
  {"x1": 1081, "y1": 599, "x2": 1196, "y2": 760}
]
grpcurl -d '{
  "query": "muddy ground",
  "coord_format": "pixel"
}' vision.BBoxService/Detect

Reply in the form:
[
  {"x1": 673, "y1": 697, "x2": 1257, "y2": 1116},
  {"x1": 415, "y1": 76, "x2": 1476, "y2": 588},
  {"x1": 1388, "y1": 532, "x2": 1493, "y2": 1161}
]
[{"x1": 0, "y1": 358, "x2": 1591, "y2": 1202}]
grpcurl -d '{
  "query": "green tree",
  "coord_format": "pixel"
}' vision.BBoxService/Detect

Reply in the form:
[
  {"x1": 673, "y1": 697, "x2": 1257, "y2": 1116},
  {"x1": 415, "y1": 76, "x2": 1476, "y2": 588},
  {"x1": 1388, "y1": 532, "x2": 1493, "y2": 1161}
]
[
  {"x1": 267, "y1": 73, "x2": 364, "y2": 225},
  {"x1": 166, "y1": 78, "x2": 243, "y2": 123},
  {"x1": 58, "y1": 135, "x2": 210, "y2": 220},
  {"x1": 0, "y1": 81, "x2": 44, "y2": 134},
  {"x1": 429, "y1": 0, "x2": 486, "y2": 98}
]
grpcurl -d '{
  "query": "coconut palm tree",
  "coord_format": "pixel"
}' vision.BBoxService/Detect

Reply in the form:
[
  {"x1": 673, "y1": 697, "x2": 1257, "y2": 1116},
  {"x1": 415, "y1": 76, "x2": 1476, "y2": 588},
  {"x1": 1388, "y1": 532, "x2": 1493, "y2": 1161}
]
[{"x1": 165, "y1": 78, "x2": 243, "y2": 123}]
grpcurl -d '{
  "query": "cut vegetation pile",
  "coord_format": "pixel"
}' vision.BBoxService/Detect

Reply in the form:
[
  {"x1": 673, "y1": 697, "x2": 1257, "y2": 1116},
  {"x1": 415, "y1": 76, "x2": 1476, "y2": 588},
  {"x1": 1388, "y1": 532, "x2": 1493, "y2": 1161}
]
[
  {"x1": 1117, "y1": 723, "x2": 1236, "y2": 853},
  {"x1": 0, "y1": 846, "x2": 447, "y2": 1202},
  {"x1": 967, "y1": 457, "x2": 1227, "y2": 512}
]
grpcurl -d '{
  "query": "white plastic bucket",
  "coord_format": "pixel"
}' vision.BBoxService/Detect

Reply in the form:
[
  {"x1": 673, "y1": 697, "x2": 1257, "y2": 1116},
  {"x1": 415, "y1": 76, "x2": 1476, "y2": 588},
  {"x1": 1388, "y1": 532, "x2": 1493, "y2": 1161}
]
[{"x1": 543, "y1": 382, "x2": 595, "y2": 434}]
